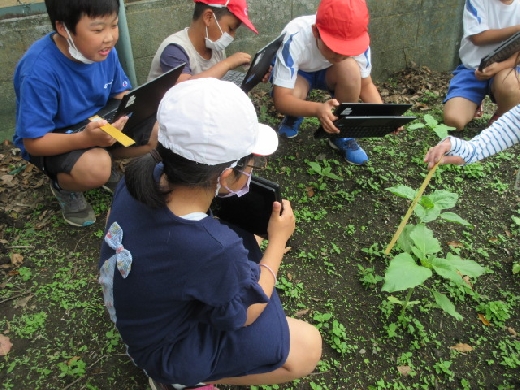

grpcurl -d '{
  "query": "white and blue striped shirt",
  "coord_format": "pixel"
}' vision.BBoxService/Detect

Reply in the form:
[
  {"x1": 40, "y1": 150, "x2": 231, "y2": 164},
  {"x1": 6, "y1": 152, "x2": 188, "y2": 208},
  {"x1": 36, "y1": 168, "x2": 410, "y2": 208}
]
[{"x1": 447, "y1": 104, "x2": 520, "y2": 164}]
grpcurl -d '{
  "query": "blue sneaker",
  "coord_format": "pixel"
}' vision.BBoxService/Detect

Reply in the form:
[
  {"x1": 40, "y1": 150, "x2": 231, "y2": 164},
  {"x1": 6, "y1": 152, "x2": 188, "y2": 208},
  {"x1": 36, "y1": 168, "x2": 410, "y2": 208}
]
[
  {"x1": 277, "y1": 116, "x2": 303, "y2": 138},
  {"x1": 328, "y1": 138, "x2": 369, "y2": 165}
]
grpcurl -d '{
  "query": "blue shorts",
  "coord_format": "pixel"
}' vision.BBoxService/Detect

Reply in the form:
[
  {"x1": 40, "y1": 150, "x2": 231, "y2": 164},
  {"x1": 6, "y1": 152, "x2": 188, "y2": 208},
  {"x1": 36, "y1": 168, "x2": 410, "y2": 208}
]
[
  {"x1": 444, "y1": 65, "x2": 493, "y2": 105},
  {"x1": 270, "y1": 67, "x2": 333, "y2": 96},
  {"x1": 298, "y1": 68, "x2": 332, "y2": 93}
]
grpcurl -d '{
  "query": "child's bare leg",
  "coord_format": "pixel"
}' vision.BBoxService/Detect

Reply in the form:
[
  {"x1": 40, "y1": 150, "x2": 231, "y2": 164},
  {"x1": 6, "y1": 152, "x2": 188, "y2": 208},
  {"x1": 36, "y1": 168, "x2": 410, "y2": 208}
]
[
  {"x1": 443, "y1": 97, "x2": 477, "y2": 130},
  {"x1": 212, "y1": 317, "x2": 322, "y2": 386},
  {"x1": 56, "y1": 147, "x2": 112, "y2": 191},
  {"x1": 325, "y1": 57, "x2": 361, "y2": 102},
  {"x1": 492, "y1": 68, "x2": 520, "y2": 116}
]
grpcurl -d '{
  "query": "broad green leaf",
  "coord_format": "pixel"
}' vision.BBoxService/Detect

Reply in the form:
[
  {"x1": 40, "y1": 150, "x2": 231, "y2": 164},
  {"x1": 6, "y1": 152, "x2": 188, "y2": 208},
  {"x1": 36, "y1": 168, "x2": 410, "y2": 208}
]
[
  {"x1": 513, "y1": 263, "x2": 520, "y2": 274},
  {"x1": 433, "y1": 125, "x2": 453, "y2": 139},
  {"x1": 445, "y1": 253, "x2": 485, "y2": 277},
  {"x1": 432, "y1": 290, "x2": 463, "y2": 320},
  {"x1": 512, "y1": 216, "x2": 520, "y2": 226},
  {"x1": 440, "y1": 212, "x2": 472, "y2": 226},
  {"x1": 382, "y1": 252, "x2": 432, "y2": 292},
  {"x1": 432, "y1": 257, "x2": 463, "y2": 284},
  {"x1": 396, "y1": 225, "x2": 415, "y2": 254},
  {"x1": 407, "y1": 123, "x2": 425, "y2": 130},
  {"x1": 415, "y1": 203, "x2": 442, "y2": 223},
  {"x1": 410, "y1": 225, "x2": 441, "y2": 257},
  {"x1": 424, "y1": 114, "x2": 437, "y2": 128},
  {"x1": 428, "y1": 190, "x2": 458, "y2": 210},
  {"x1": 386, "y1": 185, "x2": 416, "y2": 200}
]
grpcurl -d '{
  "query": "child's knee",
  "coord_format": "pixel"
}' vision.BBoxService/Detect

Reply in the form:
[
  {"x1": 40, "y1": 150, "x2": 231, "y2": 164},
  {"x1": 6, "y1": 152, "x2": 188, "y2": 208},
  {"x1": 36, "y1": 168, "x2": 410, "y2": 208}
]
[{"x1": 74, "y1": 149, "x2": 112, "y2": 186}]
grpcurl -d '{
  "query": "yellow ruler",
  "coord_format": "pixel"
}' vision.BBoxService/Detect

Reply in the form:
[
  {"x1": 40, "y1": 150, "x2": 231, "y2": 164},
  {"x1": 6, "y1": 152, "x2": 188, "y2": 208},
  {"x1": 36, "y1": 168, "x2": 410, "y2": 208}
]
[{"x1": 89, "y1": 115, "x2": 135, "y2": 147}]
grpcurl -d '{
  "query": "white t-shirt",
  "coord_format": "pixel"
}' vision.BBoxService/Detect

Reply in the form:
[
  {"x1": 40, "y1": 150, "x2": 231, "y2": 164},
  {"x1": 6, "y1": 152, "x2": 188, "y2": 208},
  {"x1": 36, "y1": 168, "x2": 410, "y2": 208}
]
[
  {"x1": 459, "y1": 0, "x2": 520, "y2": 69},
  {"x1": 271, "y1": 15, "x2": 372, "y2": 89}
]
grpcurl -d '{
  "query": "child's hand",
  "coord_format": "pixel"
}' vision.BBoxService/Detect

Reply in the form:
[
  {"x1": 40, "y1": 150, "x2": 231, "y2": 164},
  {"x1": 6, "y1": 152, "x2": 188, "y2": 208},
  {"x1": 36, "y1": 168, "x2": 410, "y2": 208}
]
[
  {"x1": 83, "y1": 120, "x2": 118, "y2": 147},
  {"x1": 423, "y1": 138, "x2": 464, "y2": 169},
  {"x1": 267, "y1": 199, "x2": 295, "y2": 245},
  {"x1": 318, "y1": 99, "x2": 340, "y2": 134},
  {"x1": 262, "y1": 65, "x2": 273, "y2": 83},
  {"x1": 226, "y1": 52, "x2": 252, "y2": 70},
  {"x1": 475, "y1": 63, "x2": 499, "y2": 80}
]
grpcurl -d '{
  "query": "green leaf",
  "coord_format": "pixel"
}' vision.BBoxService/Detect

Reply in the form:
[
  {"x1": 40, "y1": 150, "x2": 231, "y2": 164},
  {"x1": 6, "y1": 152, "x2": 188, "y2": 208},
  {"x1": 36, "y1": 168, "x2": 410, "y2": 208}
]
[
  {"x1": 440, "y1": 212, "x2": 472, "y2": 226},
  {"x1": 410, "y1": 224, "x2": 442, "y2": 257},
  {"x1": 382, "y1": 252, "x2": 432, "y2": 292},
  {"x1": 513, "y1": 263, "x2": 520, "y2": 274},
  {"x1": 432, "y1": 257, "x2": 463, "y2": 284},
  {"x1": 306, "y1": 161, "x2": 322, "y2": 174},
  {"x1": 512, "y1": 216, "x2": 520, "y2": 226},
  {"x1": 419, "y1": 195, "x2": 435, "y2": 209},
  {"x1": 433, "y1": 124, "x2": 453, "y2": 139},
  {"x1": 432, "y1": 290, "x2": 463, "y2": 320},
  {"x1": 396, "y1": 224, "x2": 415, "y2": 253},
  {"x1": 445, "y1": 253, "x2": 485, "y2": 277},
  {"x1": 424, "y1": 114, "x2": 438, "y2": 128},
  {"x1": 428, "y1": 190, "x2": 458, "y2": 210},
  {"x1": 415, "y1": 203, "x2": 442, "y2": 223},
  {"x1": 407, "y1": 122, "x2": 425, "y2": 130},
  {"x1": 386, "y1": 185, "x2": 416, "y2": 200},
  {"x1": 387, "y1": 295, "x2": 403, "y2": 305}
]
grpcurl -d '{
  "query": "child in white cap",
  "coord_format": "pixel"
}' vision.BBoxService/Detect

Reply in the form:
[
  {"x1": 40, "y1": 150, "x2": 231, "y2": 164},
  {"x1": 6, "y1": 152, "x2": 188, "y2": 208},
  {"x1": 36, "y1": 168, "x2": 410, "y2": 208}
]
[{"x1": 99, "y1": 78, "x2": 322, "y2": 390}]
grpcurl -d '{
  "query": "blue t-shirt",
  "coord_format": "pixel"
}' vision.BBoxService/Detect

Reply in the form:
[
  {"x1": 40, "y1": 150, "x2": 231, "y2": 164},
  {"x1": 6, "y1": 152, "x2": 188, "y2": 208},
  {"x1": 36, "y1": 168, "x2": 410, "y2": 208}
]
[
  {"x1": 98, "y1": 165, "x2": 290, "y2": 385},
  {"x1": 13, "y1": 33, "x2": 131, "y2": 160}
]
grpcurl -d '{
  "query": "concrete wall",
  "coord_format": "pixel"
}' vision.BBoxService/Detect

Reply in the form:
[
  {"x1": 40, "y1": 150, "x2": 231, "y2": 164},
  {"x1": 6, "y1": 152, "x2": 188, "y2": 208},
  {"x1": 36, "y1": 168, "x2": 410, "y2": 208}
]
[{"x1": 0, "y1": 0, "x2": 464, "y2": 142}]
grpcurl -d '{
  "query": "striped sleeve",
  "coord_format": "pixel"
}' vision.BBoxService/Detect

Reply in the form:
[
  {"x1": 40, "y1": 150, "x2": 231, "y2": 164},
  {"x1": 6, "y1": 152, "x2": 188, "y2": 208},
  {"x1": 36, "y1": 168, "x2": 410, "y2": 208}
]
[{"x1": 446, "y1": 105, "x2": 520, "y2": 164}]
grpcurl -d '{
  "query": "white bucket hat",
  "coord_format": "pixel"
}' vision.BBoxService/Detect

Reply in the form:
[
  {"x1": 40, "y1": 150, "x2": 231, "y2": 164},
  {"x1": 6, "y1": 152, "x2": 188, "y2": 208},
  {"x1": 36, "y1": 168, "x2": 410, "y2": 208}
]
[{"x1": 157, "y1": 78, "x2": 278, "y2": 165}]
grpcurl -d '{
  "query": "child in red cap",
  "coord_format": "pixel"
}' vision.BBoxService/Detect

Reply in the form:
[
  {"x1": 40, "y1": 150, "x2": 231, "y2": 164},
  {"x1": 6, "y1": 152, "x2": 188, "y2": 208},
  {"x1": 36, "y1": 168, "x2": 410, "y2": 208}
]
[
  {"x1": 147, "y1": 0, "x2": 257, "y2": 83},
  {"x1": 271, "y1": 0, "x2": 382, "y2": 165}
]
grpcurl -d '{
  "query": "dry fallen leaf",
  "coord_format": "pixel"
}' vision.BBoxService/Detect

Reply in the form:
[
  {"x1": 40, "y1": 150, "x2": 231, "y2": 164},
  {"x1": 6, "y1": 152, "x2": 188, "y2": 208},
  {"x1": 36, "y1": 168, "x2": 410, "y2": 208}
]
[
  {"x1": 0, "y1": 334, "x2": 13, "y2": 356},
  {"x1": 14, "y1": 294, "x2": 34, "y2": 309},
  {"x1": 306, "y1": 186, "x2": 315, "y2": 197},
  {"x1": 284, "y1": 246, "x2": 292, "y2": 254},
  {"x1": 478, "y1": 313, "x2": 490, "y2": 326},
  {"x1": 507, "y1": 327, "x2": 517, "y2": 337},
  {"x1": 293, "y1": 308, "x2": 310, "y2": 317},
  {"x1": 10, "y1": 253, "x2": 24, "y2": 267},
  {"x1": 447, "y1": 241, "x2": 463, "y2": 248},
  {"x1": 397, "y1": 365, "x2": 411, "y2": 376},
  {"x1": 449, "y1": 343, "x2": 473, "y2": 352}
]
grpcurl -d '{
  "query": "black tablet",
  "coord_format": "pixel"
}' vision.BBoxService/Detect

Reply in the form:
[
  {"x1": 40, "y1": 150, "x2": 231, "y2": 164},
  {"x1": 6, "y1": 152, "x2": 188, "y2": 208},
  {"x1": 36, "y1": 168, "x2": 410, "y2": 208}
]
[
  {"x1": 478, "y1": 31, "x2": 520, "y2": 71},
  {"x1": 212, "y1": 176, "x2": 282, "y2": 237}
]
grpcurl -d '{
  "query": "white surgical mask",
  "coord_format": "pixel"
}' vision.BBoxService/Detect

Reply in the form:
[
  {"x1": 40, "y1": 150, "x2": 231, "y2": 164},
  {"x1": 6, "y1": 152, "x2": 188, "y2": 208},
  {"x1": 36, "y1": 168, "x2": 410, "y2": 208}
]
[
  {"x1": 205, "y1": 14, "x2": 234, "y2": 51},
  {"x1": 63, "y1": 25, "x2": 95, "y2": 64}
]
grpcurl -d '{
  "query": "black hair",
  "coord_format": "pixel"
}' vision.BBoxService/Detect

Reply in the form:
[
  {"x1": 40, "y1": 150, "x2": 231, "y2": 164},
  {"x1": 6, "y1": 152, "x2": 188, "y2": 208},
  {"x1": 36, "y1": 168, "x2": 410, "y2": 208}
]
[
  {"x1": 125, "y1": 143, "x2": 252, "y2": 209},
  {"x1": 193, "y1": 2, "x2": 233, "y2": 21},
  {"x1": 45, "y1": 0, "x2": 120, "y2": 33}
]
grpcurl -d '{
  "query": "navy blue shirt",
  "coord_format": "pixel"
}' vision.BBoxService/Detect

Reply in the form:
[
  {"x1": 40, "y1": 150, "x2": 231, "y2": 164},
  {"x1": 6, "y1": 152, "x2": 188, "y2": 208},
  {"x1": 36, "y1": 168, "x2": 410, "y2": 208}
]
[{"x1": 99, "y1": 165, "x2": 290, "y2": 385}]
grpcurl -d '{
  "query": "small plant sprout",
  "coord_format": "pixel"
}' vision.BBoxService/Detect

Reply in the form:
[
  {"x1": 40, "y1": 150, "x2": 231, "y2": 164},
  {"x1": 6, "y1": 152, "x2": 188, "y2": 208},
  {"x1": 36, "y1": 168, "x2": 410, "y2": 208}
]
[{"x1": 407, "y1": 114, "x2": 455, "y2": 139}]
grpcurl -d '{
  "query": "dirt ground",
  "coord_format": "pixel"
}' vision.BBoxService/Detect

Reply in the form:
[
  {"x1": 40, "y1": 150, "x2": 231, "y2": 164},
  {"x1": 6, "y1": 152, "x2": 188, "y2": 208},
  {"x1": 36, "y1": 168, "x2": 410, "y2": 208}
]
[{"x1": 1, "y1": 66, "x2": 519, "y2": 389}]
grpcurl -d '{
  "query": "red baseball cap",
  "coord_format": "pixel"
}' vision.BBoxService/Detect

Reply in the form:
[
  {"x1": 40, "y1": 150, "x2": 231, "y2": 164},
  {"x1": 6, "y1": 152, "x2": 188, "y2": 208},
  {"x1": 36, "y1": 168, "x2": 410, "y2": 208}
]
[
  {"x1": 194, "y1": 0, "x2": 258, "y2": 34},
  {"x1": 315, "y1": 0, "x2": 369, "y2": 56}
]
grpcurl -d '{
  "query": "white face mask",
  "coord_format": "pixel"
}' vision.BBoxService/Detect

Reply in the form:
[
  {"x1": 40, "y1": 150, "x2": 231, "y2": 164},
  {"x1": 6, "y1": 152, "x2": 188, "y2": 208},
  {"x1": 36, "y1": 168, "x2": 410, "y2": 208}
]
[
  {"x1": 205, "y1": 14, "x2": 234, "y2": 51},
  {"x1": 63, "y1": 25, "x2": 95, "y2": 64}
]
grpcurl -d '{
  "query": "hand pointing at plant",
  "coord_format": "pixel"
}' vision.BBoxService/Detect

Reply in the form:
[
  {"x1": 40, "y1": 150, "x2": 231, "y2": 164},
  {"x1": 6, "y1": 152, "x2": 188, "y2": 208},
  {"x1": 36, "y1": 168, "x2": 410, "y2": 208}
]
[
  {"x1": 423, "y1": 138, "x2": 464, "y2": 169},
  {"x1": 424, "y1": 104, "x2": 520, "y2": 170}
]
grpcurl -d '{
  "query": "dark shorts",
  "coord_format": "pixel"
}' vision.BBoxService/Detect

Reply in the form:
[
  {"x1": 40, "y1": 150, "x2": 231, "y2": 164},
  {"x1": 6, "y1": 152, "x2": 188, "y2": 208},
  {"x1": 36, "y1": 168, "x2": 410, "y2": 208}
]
[{"x1": 29, "y1": 116, "x2": 156, "y2": 181}]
